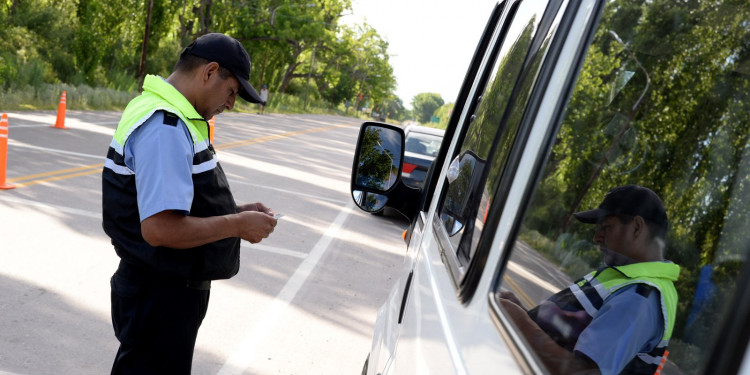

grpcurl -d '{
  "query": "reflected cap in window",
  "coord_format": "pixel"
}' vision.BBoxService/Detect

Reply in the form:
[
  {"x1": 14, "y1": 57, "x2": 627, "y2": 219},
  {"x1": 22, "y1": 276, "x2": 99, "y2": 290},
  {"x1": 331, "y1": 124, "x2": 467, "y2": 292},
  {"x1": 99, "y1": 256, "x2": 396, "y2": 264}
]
[{"x1": 573, "y1": 185, "x2": 668, "y2": 231}]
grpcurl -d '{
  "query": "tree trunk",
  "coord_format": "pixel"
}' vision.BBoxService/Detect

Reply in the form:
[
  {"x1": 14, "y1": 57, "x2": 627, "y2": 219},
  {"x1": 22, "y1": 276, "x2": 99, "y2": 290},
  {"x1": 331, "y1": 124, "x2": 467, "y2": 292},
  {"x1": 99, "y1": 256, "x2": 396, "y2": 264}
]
[
  {"x1": 198, "y1": 0, "x2": 213, "y2": 35},
  {"x1": 279, "y1": 61, "x2": 301, "y2": 93},
  {"x1": 279, "y1": 44, "x2": 303, "y2": 93},
  {"x1": 137, "y1": 0, "x2": 154, "y2": 92},
  {"x1": 178, "y1": 1, "x2": 194, "y2": 42}
]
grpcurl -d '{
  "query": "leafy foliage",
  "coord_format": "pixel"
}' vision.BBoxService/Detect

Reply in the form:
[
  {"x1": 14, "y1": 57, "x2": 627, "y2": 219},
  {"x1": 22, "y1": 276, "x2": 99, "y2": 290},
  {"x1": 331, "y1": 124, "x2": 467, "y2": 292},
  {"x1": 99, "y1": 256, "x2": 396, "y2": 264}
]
[
  {"x1": 356, "y1": 127, "x2": 397, "y2": 190},
  {"x1": 433, "y1": 103, "x2": 454, "y2": 129},
  {"x1": 411, "y1": 92, "x2": 444, "y2": 124},
  {"x1": 0, "y1": 0, "x2": 398, "y2": 109},
  {"x1": 517, "y1": 1, "x2": 750, "y2": 372}
]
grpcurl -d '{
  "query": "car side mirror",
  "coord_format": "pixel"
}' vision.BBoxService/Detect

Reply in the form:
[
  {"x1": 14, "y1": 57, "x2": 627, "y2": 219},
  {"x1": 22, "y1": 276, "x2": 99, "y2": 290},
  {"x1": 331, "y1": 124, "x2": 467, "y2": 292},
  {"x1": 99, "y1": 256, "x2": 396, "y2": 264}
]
[
  {"x1": 351, "y1": 123, "x2": 405, "y2": 213},
  {"x1": 439, "y1": 150, "x2": 485, "y2": 236}
]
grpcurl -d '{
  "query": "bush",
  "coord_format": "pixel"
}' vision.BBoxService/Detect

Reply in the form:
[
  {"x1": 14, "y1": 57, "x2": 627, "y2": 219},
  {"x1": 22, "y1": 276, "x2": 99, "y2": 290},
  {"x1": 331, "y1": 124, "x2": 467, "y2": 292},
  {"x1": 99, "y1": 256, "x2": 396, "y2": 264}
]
[
  {"x1": 0, "y1": 80, "x2": 358, "y2": 118},
  {"x1": 0, "y1": 52, "x2": 56, "y2": 91},
  {"x1": 234, "y1": 91, "x2": 347, "y2": 116},
  {"x1": 0, "y1": 84, "x2": 136, "y2": 111}
]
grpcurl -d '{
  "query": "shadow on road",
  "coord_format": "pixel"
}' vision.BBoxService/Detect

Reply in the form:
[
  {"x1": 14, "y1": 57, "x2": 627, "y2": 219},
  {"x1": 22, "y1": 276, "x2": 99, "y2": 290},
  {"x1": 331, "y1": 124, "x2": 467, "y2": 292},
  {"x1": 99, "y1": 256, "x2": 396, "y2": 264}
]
[
  {"x1": 0, "y1": 112, "x2": 412, "y2": 374},
  {"x1": 0, "y1": 273, "x2": 116, "y2": 374}
]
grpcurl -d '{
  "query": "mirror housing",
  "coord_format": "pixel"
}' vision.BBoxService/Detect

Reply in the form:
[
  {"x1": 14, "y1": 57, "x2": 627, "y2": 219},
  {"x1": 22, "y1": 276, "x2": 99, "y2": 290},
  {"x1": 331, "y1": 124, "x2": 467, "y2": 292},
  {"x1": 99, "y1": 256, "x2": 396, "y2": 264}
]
[{"x1": 351, "y1": 122, "x2": 421, "y2": 217}]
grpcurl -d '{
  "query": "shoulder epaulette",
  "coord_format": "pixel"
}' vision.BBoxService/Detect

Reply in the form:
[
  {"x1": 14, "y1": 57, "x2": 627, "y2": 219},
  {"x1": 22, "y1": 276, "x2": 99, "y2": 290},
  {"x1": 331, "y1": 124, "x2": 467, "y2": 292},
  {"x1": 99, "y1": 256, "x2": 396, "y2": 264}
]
[{"x1": 163, "y1": 112, "x2": 179, "y2": 127}]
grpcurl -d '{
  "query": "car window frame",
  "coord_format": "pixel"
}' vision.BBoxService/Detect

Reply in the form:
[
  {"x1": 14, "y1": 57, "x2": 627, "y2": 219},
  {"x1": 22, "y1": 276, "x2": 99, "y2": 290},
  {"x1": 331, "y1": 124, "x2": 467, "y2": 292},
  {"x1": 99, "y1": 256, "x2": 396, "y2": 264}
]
[
  {"x1": 431, "y1": 0, "x2": 568, "y2": 302},
  {"x1": 456, "y1": 0, "x2": 569, "y2": 299},
  {"x1": 426, "y1": 0, "x2": 523, "y2": 289},
  {"x1": 481, "y1": 0, "x2": 692, "y2": 371},
  {"x1": 483, "y1": 0, "x2": 750, "y2": 372},
  {"x1": 414, "y1": 1, "x2": 510, "y2": 219},
  {"x1": 704, "y1": 258, "x2": 750, "y2": 374},
  {"x1": 402, "y1": 1, "x2": 512, "y2": 245}
]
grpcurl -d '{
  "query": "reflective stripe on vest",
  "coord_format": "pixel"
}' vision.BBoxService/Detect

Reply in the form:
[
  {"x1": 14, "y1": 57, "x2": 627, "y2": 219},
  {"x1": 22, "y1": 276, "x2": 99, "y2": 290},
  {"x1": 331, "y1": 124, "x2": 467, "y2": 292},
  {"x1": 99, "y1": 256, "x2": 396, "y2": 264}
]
[
  {"x1": 570, "y1": 262, "x2": 680, "y2": 345},
  {"x1": 113, "y1": 75, "x2": 207, "y2": 147},
  {"x1": 105, "y1": 75, "x2": 216, "y2": 177},
  {"x1": 102, "y1": 74, "x2": 240, "y2": 280}
]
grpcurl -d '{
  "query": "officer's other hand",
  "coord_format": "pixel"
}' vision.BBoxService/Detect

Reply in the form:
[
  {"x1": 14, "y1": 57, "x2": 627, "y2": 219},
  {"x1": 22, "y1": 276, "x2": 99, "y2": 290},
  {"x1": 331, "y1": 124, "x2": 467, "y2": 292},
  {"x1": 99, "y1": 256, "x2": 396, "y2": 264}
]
[{"x1": 237, "y1": 210, "x2": 277, "y2": 243}]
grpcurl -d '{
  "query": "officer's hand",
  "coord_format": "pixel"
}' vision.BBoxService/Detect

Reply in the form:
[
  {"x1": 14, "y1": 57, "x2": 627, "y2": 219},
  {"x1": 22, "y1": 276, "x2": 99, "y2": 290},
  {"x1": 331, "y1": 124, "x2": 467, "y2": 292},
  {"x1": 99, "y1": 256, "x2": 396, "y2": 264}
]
[
  {"x1": 499, "y1": 290, "x2": 524, "y2": 309},
  {"x1": 237, "y1": 211, "x2": 277, "y2": 243},
  {"x1": 238, "y1": 202, "x2": 274, "y2": 216}
]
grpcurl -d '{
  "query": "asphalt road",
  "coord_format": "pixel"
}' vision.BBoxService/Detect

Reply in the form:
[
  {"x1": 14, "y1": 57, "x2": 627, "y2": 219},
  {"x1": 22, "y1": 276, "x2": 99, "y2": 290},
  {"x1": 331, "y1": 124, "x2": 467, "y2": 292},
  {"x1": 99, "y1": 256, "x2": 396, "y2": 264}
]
[
  {"x1": 501, "y1": 240, "x2": 573, "y2": 309},
  {"x1": 0, "y1": 110, "x2": 409, "y2": 375}
]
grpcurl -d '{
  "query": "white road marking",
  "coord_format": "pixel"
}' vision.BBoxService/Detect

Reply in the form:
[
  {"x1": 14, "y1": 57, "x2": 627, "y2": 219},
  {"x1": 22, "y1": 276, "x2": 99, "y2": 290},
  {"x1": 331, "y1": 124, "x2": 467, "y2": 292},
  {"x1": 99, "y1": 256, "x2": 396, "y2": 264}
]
[
  {"x1": 8, "y1": 139, "x2": 105, "y2": 160},
  {"x1": 230, "y1": 179, "x2": 349, "y2": 205},
  {"x1": 216, "y1": 203, "x2": 354, "y2": 375},
  {"x1": 0, "y1": 197, "x2": 310, "y2": 261},
  {"x1": 3, "y1": 113, "x2": 116, "y2": 135},
  {"x1": 0, "y1": 195, "x2": 100, "y2": 218},
  {"x1": 240, "y1": 242, "x2": 307, "y2": 259},
  {"x1": 506, "y1": 260, "x2": 563, "y2": 294}
]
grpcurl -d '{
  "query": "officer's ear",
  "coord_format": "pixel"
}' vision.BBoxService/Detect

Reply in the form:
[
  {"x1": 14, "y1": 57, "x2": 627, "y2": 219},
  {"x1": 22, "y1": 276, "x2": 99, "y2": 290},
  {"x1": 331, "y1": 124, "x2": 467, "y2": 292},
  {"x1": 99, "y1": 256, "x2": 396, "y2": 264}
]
[
  {"x1": 201, "y1": 62, "x2": 221, "y2": 83},
  {"x1": 632, "y1": 216, "x2": 646, "y2": 241}
]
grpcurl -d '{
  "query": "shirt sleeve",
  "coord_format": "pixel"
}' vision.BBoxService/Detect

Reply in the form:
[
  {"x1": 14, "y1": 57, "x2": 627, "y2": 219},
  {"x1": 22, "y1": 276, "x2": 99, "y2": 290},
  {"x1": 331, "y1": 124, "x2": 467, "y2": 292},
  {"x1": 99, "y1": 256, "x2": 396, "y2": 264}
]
[
  {"x1": 123, "y1": 111, "x2": 195, "y2": 221},
  {"x1": 574, "y1": 284, "x2": 664, "y2": 375}
]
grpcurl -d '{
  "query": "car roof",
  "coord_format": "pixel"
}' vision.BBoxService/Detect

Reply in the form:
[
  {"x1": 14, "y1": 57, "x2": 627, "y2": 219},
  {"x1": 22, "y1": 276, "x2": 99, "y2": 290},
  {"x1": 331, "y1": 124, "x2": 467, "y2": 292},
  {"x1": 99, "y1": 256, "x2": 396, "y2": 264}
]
[{"x1": 404, "y1": 124, "x2": 446, "y2": 136}]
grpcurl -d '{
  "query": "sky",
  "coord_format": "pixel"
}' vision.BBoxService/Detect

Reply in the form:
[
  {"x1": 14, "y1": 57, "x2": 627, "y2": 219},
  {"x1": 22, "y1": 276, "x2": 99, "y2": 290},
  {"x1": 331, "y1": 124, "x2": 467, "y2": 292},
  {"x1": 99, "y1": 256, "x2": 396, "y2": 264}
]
[{"x1": 341, "y1": 0, "x2": 499, "y2": 109}]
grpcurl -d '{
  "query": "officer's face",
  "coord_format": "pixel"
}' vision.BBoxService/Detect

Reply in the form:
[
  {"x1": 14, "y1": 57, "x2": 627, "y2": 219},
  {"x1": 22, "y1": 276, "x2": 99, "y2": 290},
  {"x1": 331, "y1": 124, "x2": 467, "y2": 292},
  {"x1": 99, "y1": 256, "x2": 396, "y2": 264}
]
[
  {"x1": 594, "y1": 215, "x2": 637, "y2": 266},
  {"x1": 197, "y1": 65, "x2": 239, "y2": 120},
  {"x1": 209, "y1": 75, "x2": 238, "y2": 119}
]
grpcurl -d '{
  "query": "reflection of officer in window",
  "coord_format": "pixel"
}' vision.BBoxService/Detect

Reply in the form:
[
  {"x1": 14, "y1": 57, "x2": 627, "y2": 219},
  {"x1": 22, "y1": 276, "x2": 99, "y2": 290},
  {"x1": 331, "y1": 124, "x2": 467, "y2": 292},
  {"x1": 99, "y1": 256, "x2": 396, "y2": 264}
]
[{"x1": 500, "y1": 185, "x2": 680, "y2": 375}]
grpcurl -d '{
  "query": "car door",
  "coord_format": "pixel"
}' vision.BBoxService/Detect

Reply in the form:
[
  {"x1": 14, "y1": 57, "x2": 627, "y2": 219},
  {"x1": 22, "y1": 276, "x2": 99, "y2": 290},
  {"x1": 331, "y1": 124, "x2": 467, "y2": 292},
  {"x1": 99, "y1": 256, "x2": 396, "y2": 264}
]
[
  {"x1": 483, "y1": 0, "x2": 750, "y2": 374},
  {"x1": 386, "y1": 0, "x2": 591, "y2": 373},
  {"x1": 363, "y1": 0, "x2": 750, "y2": 373}
]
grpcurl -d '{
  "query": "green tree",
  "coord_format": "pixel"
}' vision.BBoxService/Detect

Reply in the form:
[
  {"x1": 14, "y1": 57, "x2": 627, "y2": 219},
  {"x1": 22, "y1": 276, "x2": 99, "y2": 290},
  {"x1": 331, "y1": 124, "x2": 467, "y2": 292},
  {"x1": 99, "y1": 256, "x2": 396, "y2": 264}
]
[
  {"x1": 0, "y1": 0, "x2": 75, "y2": 88},
  {"x1": 381, "y1": 97, "x2": 407, "y2": 121},
  {"x1": 434, "y1": 103, "x2": 454, "y2": 129},
  {"x1": 0, "y1": 0, "x2": 400, "y2": 112},
  {"x1": 412, "y1": 93, "x2": 444, "y2": 124},
  {"x1": 519, "y1": 2, "x2": 750, "y2": 366}
]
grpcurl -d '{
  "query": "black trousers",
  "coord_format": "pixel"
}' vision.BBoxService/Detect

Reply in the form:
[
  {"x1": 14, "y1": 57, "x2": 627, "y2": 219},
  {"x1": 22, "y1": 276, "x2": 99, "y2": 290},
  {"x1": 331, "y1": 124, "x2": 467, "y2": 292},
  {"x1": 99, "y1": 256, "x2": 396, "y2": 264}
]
[{"x1": 110, "y1": 261, "x2": 210, "y2": 375}]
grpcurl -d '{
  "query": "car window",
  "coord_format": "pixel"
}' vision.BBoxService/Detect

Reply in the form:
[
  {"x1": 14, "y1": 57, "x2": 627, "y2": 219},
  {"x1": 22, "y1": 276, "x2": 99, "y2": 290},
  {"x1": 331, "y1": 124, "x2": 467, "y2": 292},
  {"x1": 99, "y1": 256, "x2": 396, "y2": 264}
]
[
  {"x1": 434, "y1": 0, "x2": 564, "y2": 287},
  {"x1": 405, "y1": 132, "x2": 442, "y2": 157},
  {"x1": 493, "y1": 1, "x2": 750, "y2": 374}
]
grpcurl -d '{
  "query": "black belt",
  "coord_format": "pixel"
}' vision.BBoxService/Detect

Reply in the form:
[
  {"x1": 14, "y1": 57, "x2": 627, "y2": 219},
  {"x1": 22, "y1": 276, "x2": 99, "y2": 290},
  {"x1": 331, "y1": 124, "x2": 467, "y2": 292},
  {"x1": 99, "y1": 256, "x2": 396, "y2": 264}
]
[{"x1": 116, "y1": 260, "x2": 211, "y2": 291}]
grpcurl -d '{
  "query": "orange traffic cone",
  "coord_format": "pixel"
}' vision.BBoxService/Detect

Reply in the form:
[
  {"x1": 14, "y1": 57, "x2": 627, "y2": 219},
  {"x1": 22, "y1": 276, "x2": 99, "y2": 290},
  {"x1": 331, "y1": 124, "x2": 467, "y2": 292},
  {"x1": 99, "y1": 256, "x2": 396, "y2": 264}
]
[
  {"x1": 0, "y1": 113, "x2": 16, "y2": 190},
  {"x1": 53, "y1": 91, "x2": 67, "y2": 129},
  {"x1": 209, "y1": 117, "x2": 215, "y2": 144}
]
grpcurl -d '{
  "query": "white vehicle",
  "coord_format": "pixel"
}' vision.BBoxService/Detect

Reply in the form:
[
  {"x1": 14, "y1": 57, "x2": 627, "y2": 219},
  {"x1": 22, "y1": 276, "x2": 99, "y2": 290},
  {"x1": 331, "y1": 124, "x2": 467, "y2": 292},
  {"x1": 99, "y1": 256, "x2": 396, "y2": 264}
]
[{"x1": 350, "y1": 0, "x2": 750, "y2": 374}]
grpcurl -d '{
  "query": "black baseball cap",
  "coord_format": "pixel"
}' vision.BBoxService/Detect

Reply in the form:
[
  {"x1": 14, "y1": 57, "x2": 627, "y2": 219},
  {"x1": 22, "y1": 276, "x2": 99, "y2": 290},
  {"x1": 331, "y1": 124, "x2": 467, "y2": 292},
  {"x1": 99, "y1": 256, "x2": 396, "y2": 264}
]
[
  {"x1": 573, "y1": 185, "x2": 669, "y2": 231},
  {"x1": 181, "y1": 33, "x2": 264, "y2": 104}
]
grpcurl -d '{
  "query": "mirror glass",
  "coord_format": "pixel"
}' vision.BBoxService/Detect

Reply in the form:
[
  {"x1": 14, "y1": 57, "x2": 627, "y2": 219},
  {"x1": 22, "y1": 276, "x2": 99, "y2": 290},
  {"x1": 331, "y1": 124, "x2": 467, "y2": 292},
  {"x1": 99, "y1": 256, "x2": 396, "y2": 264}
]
[
  {"x1": 354, "y1": 126, "x2": 403, "y2": 192},
  {"x1": 441, "y1": 151, "x2": 479, "y2": 236},
  {"x1": 352, "y1": 190, "x2": 388, "y2": 212}
]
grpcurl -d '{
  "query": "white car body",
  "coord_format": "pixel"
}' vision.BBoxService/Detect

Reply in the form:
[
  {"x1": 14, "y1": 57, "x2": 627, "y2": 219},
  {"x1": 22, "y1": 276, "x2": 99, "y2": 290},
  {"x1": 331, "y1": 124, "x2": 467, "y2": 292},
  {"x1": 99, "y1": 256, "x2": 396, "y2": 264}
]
[{"x1": 352, "y1": 0, "x2": 750, "y2": 374}]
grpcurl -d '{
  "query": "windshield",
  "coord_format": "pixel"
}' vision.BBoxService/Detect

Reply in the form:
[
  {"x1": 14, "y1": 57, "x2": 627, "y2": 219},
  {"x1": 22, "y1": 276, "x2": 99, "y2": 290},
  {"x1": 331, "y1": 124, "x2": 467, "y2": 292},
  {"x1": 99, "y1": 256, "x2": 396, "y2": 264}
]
[{"x1": 405, "y1": 132, "x2": 442, "y2": 156}]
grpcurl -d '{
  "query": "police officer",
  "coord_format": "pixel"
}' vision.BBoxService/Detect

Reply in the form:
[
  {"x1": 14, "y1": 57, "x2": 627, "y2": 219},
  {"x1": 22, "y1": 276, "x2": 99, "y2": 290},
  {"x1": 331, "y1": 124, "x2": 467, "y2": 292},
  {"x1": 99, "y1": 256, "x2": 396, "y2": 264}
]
[
  {"x1": 500, "y1": 185, "x2": 680, "y2": 375},
  {"x1": 102, "y1": 33, "x2": 277, "y2": 374}
]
